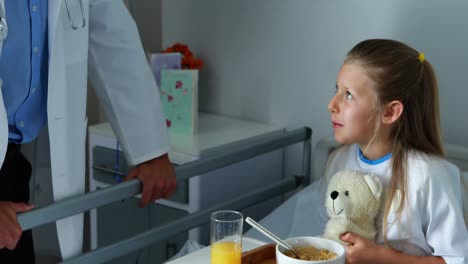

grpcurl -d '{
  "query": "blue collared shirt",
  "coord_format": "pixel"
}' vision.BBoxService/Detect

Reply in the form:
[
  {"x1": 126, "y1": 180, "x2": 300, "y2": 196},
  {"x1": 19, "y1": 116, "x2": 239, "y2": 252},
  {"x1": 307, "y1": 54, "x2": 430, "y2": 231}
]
[{"x1": 0, "y1": 0, "x2": 48, "y2": 144}]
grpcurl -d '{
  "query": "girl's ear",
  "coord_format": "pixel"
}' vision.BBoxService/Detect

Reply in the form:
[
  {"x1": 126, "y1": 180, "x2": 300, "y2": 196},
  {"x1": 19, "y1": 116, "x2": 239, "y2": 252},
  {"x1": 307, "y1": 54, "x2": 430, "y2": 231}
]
[{"x1": 382, "y1": 100, "x2": 403, "y2": 125}]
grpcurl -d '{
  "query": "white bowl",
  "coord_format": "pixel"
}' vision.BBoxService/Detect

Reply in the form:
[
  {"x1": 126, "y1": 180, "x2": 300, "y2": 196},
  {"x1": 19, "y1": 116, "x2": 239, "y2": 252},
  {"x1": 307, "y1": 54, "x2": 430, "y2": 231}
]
[{"x1": 276, "y1": 236, "x2": 345, "y2": 264}]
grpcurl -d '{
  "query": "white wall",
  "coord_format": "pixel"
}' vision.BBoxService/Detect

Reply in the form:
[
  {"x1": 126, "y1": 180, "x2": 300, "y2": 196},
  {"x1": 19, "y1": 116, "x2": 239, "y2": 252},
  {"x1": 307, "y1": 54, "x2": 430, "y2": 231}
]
[{"x1": 162, "y1": 0, "x2": 468, "y2": 175}]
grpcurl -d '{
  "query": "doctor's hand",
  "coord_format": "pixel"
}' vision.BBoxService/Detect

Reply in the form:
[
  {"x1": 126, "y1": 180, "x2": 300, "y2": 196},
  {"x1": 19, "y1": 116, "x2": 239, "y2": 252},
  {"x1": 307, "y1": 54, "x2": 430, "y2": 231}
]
[
  {"x1": 0, "y1": 201, "x2": 34, "y2": 250},
  {"x1": 340, "y1": 232, "x2": 382, "y2": 264},
  {"x1": 125, "y1": 153, "x2": 177, "y2": 207}
]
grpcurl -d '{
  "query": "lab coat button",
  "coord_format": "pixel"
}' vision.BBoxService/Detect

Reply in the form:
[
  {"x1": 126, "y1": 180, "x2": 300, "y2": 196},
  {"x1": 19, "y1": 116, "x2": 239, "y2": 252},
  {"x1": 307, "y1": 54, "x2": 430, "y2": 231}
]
[
  {"x1": 19, "y1": 121, "x2": 25, "y2": 128},
  {"x1": 32, "y1": 5, "x2": 38, "y2": 12},
  {"x1": 33, "y1": 47, "x2": 39, "y2": 53}
]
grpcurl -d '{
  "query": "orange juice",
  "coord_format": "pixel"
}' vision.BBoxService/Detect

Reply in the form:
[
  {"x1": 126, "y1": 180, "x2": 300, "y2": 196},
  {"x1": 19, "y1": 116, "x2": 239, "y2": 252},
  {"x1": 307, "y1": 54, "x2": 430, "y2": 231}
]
[{"x1": 210, "y1": 241, "x2": 241, "y2": 264}]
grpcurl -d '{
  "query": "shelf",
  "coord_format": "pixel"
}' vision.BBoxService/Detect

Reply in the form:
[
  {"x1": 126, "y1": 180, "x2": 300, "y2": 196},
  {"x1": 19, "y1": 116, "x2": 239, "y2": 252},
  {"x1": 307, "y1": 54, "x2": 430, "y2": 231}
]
[{"x1": 89, "y1": 112, "x2": 284, "y2": 159}]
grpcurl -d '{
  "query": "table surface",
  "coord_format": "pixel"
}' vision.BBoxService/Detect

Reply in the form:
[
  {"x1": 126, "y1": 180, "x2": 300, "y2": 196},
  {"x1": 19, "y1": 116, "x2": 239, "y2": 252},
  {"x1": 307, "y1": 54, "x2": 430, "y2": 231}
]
[
  {"x1": 89, "y1": 112, "x2": 283, "y2": 158},
  {"x1": 165, "y1": 237, "x2": 268, "y2": 264}
]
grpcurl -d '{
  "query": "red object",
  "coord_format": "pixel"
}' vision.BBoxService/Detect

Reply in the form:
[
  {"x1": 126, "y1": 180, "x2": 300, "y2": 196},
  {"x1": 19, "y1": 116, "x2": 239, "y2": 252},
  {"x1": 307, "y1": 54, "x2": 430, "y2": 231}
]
[{"x1": 162, "y1": 43, "x2": 204, "y2": 70}]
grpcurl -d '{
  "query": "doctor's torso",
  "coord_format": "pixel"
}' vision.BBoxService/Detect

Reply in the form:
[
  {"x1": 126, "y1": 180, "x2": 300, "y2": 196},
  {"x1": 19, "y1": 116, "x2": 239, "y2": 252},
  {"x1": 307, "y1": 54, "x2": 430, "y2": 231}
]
[
  {"x1": 0, "y1": 0, "x2": 91, "y2": 258},
  {"x1": 0, "y1": 0, "x2": 90, "y2": 166},
  {"x1": 0, "y1": 1, "x2": 169, "y2": 258}
]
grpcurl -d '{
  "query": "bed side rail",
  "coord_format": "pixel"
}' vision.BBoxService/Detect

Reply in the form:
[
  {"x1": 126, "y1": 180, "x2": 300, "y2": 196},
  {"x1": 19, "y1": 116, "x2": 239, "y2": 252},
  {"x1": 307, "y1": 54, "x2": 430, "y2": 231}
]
[
  {"x1": 63, "y1": 176, "x2": 300, "y2": 264},
  {"x1": 17, "y1": 127, "x2": 312, "y2": 262}
]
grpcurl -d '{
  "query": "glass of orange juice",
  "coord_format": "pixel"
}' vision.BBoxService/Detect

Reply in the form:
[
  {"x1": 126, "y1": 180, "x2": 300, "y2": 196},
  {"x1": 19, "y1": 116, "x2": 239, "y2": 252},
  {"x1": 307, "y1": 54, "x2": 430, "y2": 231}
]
[{"x1": 210, "y1": 210, "x2": 243, "y2": 264}]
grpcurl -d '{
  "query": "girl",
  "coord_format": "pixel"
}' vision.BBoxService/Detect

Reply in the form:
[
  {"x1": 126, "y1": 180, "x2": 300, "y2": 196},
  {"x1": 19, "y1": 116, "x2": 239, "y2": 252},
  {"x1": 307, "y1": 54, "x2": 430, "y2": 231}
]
[{"x1": 326, "y1": 39, "x2": 468, "y2": 264}]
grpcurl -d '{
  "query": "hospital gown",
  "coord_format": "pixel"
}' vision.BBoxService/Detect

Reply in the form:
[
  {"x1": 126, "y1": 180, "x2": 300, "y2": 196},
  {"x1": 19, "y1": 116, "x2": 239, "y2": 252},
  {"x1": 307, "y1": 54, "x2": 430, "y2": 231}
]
[{"x1": 246, "y1": 144, "x2": 468, "y2": 264}]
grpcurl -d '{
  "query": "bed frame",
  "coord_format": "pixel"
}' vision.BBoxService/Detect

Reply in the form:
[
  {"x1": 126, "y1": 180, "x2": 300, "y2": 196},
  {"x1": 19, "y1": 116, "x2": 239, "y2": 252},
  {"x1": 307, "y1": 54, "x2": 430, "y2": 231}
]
[
  {"x1": 18, "y1": 127, "x2": 313, "y2": 263},
  {"x1": 17, "y1": 131, "x2": 468, "y2": 263}
]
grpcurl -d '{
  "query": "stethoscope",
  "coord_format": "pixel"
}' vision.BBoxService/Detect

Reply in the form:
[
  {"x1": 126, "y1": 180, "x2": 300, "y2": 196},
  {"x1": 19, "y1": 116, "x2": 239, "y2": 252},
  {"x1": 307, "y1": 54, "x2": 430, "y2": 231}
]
[
  {"x1": 0, "y1": 2, "x2": 7, "y2": 56},
  {"x1": 0, "y1": 0, "x2": 85, "y2": 56},
  {"x1": 65, "y1": 0, "x2": 86, "y2": 30}
]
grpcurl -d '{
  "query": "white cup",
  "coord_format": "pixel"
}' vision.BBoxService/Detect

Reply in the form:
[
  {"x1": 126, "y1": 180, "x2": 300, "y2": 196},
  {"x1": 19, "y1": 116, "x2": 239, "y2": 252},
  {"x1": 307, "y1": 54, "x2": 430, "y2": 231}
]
[{"x1": 276, "y1": 236, "x2": 345, "y2": 264}]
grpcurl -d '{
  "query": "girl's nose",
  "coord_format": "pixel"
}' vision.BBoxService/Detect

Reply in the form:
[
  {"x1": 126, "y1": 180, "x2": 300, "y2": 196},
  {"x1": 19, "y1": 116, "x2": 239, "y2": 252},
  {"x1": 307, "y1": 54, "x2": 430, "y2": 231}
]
[{"x1": 328, "y1": 96, "x2": 339, "y2": 113}]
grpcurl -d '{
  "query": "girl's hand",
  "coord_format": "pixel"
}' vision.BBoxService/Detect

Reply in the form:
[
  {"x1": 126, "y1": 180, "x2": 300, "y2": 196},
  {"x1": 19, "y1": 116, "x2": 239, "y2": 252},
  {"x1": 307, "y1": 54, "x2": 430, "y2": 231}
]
[{"x1": 340, "y1": 232, "x2": 382, "y2": 264}]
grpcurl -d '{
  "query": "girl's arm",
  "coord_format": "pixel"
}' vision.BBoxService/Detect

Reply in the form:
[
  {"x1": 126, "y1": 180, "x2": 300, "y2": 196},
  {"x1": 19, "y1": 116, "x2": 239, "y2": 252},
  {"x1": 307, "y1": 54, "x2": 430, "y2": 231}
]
[
  {"x1": 373, "y1": 244, "x2": 445, "y2": 264},
  {"x1": 340, "y1": 232, "x2": 445, "y2": 264},
  {"x1": 419, "y1": 160, "x2": 468, "y2": 263}
]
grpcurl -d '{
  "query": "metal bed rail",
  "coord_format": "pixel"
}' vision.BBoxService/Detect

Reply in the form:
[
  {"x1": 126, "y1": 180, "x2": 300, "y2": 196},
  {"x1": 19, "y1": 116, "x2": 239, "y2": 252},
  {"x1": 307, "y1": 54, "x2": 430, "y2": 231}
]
[
  {"x1": 17, "y1": 126, "x2": 312, "y2": 263},
  {"x1": 65, "y1": 176, "x2": 300, "y2": 263}
]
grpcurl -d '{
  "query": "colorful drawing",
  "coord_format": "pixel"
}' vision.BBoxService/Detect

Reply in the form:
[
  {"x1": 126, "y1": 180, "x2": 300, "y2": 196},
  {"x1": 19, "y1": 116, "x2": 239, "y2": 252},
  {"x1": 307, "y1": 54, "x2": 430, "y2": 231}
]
[{"x1": 160, "y1": 70, "x2": 198, "y2": 134}]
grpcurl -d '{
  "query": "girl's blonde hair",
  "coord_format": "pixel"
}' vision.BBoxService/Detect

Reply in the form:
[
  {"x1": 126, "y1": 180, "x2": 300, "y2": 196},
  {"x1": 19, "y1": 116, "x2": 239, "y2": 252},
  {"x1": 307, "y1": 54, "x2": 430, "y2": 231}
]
[{"x1": 344, "y1": 39, "x2": 444, "y2": 245}]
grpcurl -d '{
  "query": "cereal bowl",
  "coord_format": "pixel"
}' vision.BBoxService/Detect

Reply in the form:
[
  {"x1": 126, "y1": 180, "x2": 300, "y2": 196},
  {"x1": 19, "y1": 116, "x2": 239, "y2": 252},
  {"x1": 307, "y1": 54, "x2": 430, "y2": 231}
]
[{"x1": 276, "y1": 236, "x2": 345, "y2": 264}]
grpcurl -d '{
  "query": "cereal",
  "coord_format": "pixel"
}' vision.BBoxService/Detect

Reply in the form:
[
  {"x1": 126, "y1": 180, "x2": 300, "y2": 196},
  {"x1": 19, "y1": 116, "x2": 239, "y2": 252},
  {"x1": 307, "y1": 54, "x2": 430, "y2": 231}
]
[{"x1": 284, "y1": 246, "x2": 337, "y2": 261}]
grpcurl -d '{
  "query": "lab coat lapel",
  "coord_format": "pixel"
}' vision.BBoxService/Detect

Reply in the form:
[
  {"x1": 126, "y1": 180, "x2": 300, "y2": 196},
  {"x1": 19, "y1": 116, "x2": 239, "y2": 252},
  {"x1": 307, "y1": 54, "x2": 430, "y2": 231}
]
[
  {"x1": 48, "y1": 0, "x2": 63, "y2": 54},
  {"x1": 0, "y1": 0, "x2": 5, "y2": 198},
  {"x1": 0, "y1": 81, "x2": 7, "y2": 170},
  {"x1": 48, "y1": 0, "x2": 84, "y2": 260}
]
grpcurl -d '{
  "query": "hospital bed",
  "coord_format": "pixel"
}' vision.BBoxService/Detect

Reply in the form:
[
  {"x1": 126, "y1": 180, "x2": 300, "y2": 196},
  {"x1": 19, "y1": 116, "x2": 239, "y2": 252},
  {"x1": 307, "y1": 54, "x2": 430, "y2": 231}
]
[
  {"x1": 18, "y1": 127, "x2": 312, "y2": 263},
  {"x1": 18, "y1": 129, "x2": 468, "y2": 263}
]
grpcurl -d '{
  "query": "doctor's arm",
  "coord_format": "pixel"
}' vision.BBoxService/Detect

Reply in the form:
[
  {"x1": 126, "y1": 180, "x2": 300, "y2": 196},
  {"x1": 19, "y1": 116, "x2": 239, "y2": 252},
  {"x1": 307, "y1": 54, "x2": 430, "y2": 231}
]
[{"x1": 87, "y1": 0, "x2": 177, "y2": 206}]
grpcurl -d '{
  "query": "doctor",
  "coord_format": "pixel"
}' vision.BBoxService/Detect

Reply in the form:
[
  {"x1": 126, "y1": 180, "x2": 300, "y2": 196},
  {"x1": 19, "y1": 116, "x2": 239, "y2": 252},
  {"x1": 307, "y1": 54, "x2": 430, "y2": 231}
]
[{"x1": 0, "y1": 0, "x2": 177, "y2": 262}]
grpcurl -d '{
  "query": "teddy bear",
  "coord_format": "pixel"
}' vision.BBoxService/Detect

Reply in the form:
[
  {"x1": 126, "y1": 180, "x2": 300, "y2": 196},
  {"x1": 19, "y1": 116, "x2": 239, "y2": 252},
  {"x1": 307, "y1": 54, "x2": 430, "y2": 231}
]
[{"x1": 323, "y1": 170, "x2": 383, "y2": 244}]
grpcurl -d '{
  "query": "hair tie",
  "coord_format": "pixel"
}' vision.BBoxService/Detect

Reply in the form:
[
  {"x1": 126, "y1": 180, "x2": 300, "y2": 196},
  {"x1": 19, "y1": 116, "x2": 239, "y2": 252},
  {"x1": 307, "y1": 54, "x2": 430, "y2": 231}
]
[{"x1": 418, "y1": 52, "x2": 425, "y2": 63}]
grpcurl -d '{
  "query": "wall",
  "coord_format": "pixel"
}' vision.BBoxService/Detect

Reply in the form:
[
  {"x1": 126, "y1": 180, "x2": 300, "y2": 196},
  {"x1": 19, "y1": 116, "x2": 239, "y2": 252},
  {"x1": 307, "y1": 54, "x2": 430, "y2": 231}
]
[{"x1": 162, "y1": 0, "x2": 468, "y2": 175}]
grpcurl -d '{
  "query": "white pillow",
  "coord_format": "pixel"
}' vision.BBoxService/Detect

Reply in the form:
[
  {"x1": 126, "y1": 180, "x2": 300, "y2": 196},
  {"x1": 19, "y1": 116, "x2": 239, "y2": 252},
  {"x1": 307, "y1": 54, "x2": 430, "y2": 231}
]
[{"x1": 462, "y1": 171, "x2": 468, "y2": 228}]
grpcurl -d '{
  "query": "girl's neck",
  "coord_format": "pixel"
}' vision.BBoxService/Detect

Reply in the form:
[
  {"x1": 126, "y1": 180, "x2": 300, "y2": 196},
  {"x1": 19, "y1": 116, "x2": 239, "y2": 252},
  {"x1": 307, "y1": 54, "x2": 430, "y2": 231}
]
[{"x1": 359, "y1": 141, "x2": 393, "y2": 160}]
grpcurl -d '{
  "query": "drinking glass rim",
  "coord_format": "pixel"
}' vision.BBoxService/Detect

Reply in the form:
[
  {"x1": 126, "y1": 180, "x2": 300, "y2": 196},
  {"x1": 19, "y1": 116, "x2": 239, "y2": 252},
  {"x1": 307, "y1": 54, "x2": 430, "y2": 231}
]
[{"x1": 211, "y1": 210, "x2": 243, "y2": 222}]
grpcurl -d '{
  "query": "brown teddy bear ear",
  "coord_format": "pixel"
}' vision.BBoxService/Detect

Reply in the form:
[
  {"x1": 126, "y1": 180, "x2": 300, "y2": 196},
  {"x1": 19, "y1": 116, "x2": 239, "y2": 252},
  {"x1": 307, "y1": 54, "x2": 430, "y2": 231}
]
[{"x1": 364, "y1": 174, "x2": 383, "y2": 200}]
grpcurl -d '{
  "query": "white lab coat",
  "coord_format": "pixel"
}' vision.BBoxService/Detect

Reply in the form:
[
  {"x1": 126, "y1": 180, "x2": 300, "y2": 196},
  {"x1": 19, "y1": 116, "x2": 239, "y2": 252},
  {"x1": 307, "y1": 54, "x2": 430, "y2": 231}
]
[{"x1": 0, "y1": 0, "x2": 170, "y2": 259}]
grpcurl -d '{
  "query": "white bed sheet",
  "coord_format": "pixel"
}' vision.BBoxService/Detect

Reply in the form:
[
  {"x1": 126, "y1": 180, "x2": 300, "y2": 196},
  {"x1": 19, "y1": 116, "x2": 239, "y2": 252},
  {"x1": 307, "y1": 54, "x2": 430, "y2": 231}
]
[{"x1": 244, "y1": 179, "x2": 328, "y2": 241}]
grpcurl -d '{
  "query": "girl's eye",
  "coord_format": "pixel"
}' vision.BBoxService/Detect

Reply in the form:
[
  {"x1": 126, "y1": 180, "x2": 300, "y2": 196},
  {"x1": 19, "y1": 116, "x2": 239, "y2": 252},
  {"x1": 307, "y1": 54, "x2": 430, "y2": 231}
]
[
  {"x1": 345, "y1": 191, "x2": 349, "y2": 196},
  {"x1": 345, "y1": 91, "x2": 353, "y2": 99}
]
